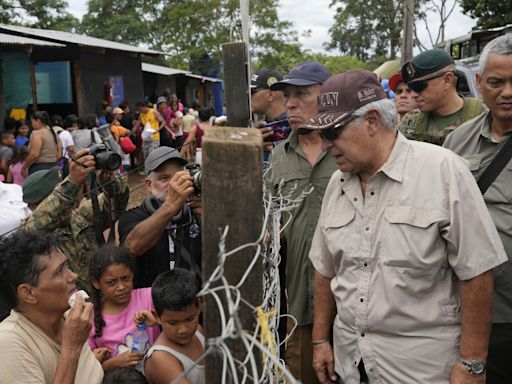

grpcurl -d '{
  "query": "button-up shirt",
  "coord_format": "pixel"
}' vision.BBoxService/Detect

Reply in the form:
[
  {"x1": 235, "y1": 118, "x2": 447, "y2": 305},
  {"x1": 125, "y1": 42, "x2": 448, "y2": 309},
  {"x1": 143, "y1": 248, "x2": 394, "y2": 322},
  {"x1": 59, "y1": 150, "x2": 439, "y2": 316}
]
[
  {"x1": 269, "y1": 130, "x2": 338, "y2": 325},
  {"x1": 310, "y1": 132, "x2": 507, "y2": 383},
  {"x1": 444, "y1": 111, "x2": 512, "y2": 323}
]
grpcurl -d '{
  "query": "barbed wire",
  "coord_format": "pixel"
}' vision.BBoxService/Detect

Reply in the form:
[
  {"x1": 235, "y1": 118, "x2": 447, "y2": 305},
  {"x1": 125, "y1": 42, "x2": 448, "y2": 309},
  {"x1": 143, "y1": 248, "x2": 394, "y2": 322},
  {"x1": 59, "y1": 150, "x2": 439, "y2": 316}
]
[{"x1": 170, "y1": 163, "x2": 312, "y2": 384}]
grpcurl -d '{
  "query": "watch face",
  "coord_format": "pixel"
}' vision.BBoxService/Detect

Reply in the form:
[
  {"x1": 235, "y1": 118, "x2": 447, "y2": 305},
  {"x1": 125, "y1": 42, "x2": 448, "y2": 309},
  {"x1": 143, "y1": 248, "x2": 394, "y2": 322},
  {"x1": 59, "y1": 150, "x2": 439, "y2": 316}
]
[{"x1": 470, "y1": 361, "x2": 485, "y2": 374}]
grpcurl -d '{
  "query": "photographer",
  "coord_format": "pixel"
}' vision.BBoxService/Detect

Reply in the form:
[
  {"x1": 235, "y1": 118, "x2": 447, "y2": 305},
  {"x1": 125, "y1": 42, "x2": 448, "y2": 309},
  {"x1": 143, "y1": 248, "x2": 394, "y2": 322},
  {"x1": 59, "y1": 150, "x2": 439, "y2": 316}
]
[
  {"x1": 118, "y1": 146, "x2": 202, "y2": 288},
  {"x1": 21, "y1": 148, "x2": 129, "y2": 289}
]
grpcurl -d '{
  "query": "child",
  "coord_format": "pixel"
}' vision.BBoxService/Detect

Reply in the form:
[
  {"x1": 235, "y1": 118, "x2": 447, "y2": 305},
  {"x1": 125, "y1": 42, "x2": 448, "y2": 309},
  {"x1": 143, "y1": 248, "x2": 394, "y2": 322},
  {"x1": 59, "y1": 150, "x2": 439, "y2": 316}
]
[
  {"x1": 15, "y1": 120, "x2": 29, "y2": 148},
  {"x1": 139, "y1": 268, "x2": 205, "y2": 384},
  {"x1": 7, "y1": 146, "x2": 28, "y2": 185},
  {"x1": 88, "y1": 243, "x2": 160, "y2": 373},
  {"x1": 0, "y1": 131, "x2": 15, "y2": 180},
  {"x1": 102, "y1": 367, "x2": 148, "y2": 384}
]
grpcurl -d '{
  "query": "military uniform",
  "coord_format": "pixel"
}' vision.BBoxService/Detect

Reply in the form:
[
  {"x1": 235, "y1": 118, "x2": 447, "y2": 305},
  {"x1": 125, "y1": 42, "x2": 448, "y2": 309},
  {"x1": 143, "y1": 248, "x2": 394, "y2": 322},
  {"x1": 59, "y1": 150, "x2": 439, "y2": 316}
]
[
  {"x1": 22, "y1": 176, "x2": 129, "y2": 288},
  {"x1": 398, "y1": 97, "x2": 486, "y2": 145}
]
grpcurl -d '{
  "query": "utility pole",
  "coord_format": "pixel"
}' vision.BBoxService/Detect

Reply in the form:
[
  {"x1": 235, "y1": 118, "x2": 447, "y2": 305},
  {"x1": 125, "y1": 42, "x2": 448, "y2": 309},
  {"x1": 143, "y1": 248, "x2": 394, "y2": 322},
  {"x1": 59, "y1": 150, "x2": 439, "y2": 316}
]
[{"x1": 401, "y1": 0, "x2": 415, "y2": 64}]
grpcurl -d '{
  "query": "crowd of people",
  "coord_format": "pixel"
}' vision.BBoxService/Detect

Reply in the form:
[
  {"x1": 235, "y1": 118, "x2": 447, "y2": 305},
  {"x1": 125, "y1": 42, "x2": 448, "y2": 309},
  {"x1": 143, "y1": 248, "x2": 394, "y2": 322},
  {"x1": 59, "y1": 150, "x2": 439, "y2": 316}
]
[{"x1": 0, "y1": 32, "x2": 510, "y2": 384}]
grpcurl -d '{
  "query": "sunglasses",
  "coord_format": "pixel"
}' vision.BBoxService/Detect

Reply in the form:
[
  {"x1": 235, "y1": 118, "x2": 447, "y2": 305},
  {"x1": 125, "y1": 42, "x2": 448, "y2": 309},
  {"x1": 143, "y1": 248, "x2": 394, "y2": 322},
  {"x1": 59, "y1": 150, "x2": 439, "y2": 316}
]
[
  {"x1": 407, "y1": 71, "x2": 453, "y2": 93},
  {"x1": 318, "y1": 115, "x2": 358, "y2": 141}
]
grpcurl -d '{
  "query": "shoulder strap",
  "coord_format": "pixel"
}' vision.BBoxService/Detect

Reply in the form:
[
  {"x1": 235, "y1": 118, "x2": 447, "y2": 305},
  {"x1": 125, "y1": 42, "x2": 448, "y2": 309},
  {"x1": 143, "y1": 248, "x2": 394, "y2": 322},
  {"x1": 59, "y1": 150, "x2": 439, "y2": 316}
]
[{"x1": 478, "y1": 136, "x2": 512, "y2": 195}]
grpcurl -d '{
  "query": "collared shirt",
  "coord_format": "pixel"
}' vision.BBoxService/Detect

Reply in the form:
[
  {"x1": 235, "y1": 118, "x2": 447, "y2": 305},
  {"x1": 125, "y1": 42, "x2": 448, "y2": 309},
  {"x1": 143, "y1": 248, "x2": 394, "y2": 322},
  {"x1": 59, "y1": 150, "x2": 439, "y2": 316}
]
[
  {"x1": 444, "y1": 111, "x2": 512, "y2": 323},
  {"x1": 310, "y1": 132, "x2": 507, "y2": 383},
  {"x1": 268, "y1": 130, "x2": 337, "y2": 325}
]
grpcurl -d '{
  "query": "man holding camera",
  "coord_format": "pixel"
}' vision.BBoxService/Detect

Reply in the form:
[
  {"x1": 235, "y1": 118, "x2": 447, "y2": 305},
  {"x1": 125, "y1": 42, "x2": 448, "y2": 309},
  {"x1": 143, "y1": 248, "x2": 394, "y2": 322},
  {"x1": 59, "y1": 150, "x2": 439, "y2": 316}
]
[
  {"x1": 118, "y1": 146, "x2": 202, "y2": 288},
  {"x1": 21, "y1": 148, "x2": 129, "y2": 289}
]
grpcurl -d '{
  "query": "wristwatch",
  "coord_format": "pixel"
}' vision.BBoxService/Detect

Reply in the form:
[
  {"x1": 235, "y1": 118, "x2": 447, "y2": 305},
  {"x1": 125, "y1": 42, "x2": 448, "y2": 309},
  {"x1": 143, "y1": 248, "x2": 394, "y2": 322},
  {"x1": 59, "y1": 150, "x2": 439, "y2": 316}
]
[{"x1": 460, "y1": 359, "x2": 486, "y2": 375}]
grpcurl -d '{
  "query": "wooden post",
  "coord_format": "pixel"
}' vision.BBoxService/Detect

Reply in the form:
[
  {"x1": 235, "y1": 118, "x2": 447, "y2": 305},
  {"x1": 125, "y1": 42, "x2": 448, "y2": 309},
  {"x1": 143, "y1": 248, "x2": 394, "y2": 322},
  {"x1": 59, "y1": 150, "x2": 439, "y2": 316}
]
[
  {"x1": 202, "y1": 126, "x2": 263, "y2": 382},
  {"x1": 222, "y1": 43, "x2": 251, "y2": 128},
  {"x1": 401, "y1": 0, "x2": 415, "y2": 64}
]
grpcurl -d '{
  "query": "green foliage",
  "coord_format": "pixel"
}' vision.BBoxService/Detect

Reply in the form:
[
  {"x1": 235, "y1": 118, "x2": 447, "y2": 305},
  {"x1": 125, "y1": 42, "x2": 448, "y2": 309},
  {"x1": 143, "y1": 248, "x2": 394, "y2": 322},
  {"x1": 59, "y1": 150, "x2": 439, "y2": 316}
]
[
  {"x1": 460, "y1": 0, "x2": 512, "y2": 29},
  {"x1": 80, "y1": 0, "x2": 301, "y2": 72},
  {"x1": 327, "y1": 0, "x2": 404, "y2": 61},
  {"x1": 0, "y1": 0, "x2": 78, "y2": 31}
]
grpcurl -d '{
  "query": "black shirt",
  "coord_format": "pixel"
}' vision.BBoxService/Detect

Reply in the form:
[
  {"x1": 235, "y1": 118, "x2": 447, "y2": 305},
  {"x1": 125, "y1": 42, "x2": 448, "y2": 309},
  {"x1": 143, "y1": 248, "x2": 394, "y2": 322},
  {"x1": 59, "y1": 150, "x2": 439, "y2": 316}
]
[{"x1": 118, "y1": 204, "x2": 202, "y2": 288}]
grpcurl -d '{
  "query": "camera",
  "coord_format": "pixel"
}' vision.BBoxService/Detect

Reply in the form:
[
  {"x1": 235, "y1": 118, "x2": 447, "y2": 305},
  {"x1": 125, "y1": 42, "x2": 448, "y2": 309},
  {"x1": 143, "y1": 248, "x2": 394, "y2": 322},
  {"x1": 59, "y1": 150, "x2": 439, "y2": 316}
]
[
  {"x1": 186, "y1": 164, "x2": 201, "y2": 194},
  {"x1": 87, "y1": 124, "x2": 123, "y2": 171},
  {"x1": 89, "y1": 143, "x2": 122, "y2": 171}
]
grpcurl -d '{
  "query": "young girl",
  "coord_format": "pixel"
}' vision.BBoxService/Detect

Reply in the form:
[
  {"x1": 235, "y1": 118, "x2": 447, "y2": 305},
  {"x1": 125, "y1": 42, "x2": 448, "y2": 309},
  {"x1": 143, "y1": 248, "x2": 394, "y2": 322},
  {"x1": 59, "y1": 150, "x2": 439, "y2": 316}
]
[
  {"x1": 7, "y1": 146, "x2": 28, "y2": 186},
  {"x1": 15, "y1": 120, "x2": 29, "y2": 148},
  {"x1": 88, "y1": 243, "x2": 160, "y2": 373}
]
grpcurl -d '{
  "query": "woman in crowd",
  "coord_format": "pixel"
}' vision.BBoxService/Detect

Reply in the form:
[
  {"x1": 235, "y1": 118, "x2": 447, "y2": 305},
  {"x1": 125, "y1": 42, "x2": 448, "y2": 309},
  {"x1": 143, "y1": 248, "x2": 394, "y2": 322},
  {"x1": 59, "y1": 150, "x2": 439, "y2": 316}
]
[{"x1": 22, "y1": 111, "x2": 62, "y2": 176}]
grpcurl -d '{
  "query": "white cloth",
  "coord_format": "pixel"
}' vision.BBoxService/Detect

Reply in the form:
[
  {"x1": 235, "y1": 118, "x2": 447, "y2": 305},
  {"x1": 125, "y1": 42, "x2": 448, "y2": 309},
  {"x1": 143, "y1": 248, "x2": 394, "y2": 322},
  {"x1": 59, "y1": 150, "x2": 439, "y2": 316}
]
[
  {"x1": 0, "y1": 182, "x2": 30, "y2": 236},
  {"x1": 58, "y1": 130, "x2": 74, "y2": 159}
]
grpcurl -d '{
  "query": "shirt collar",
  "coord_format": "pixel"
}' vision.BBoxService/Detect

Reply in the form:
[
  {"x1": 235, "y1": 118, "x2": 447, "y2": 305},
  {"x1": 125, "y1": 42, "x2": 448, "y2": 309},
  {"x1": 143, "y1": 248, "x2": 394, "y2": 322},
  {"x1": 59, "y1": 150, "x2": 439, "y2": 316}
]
[
  {"x1": 479, "y1": 111, "x2": 493, "y2": 140},
  {"x1": 284, "y1": 129, "x2": 299, "y2": 151},
  {"x1": 377, "y1": 131, "x2": 410, "y2": 183}
]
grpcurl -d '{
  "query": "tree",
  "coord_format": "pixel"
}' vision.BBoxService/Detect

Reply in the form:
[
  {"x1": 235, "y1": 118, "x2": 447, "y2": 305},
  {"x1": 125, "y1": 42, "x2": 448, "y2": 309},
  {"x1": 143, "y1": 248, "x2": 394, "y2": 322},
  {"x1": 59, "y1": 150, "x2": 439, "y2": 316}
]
[
  {"x1": 326, "y1": 0, "x2": 404, "y2": 61},
  {"x1": 80, "y1": 0, "x2": 302, "y2": 72},
  {"x1": 460, "y1": 0, "x2": 512, "y2": 29},
  {"x1": 0, "y1": 0, "x2": 78, "y2": 31},
  {"x1": 414, "y1": 0, "x2": 458, "y2": 51}
]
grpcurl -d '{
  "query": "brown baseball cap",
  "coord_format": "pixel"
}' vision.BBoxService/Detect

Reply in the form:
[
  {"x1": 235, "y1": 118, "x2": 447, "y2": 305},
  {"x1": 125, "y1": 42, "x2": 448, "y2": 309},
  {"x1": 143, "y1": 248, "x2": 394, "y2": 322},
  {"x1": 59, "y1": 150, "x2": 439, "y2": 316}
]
[{"x1": 306, "y1": 69, "x2": 386, "y2": 130}]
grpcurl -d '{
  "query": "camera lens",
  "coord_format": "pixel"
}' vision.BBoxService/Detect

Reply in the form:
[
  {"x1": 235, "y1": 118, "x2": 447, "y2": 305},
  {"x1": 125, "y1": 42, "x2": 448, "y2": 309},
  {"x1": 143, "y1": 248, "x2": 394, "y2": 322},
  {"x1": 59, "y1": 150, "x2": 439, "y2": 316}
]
[{"x1": 96, "y1": 151, "x2": 122, "y2": 171}]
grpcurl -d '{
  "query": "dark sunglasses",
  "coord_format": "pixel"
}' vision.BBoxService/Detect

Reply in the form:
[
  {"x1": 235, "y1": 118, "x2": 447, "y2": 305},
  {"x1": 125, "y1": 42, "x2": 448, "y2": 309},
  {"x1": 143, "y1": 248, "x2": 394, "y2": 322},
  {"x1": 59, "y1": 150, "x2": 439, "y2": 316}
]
[
  {"x1": 407, "y1": 71, "x2": 453, "y2": 93},
  {"x1": 319, "y1": 115, "x2": 358, "y2": 141}
]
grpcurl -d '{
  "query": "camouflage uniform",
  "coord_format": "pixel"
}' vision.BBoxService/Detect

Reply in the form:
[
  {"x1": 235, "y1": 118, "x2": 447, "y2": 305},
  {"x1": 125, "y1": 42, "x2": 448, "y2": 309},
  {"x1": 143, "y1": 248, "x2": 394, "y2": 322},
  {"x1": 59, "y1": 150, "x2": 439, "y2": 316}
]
[
  {"x1": 22, "y1": 176, "x2": 129, "y2": 289},
  {"x1": 398, "y1": 97, "x2": 486, "y2": 145}
]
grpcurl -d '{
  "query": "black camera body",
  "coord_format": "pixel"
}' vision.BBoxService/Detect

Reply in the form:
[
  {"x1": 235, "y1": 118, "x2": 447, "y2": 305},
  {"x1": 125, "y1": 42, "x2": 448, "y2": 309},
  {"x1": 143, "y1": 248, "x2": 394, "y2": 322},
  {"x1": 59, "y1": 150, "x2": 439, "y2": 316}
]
[
  {"x1": 89, "y1": 142, "x2": 122, "y2": 171},
  {"x1": 187, "y1": 164, "x2": 202, "y2": 194}
]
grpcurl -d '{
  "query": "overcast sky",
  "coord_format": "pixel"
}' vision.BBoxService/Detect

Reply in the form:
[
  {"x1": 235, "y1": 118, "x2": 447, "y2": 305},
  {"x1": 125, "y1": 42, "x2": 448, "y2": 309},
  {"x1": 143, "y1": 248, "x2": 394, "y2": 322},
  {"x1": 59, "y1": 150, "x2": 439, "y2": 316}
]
[{"x1": 68, "y1": 0, "x2": 477, "y2": 55}]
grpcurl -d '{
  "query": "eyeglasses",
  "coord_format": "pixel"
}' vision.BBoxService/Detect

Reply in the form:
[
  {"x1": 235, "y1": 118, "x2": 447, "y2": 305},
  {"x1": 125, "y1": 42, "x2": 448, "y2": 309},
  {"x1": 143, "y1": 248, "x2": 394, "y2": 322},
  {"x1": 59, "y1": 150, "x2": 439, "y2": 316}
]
[
  {"x1": 407, "y1": 71, "x2": 453, "y2": 93},
  {"x1": 318, "y1": 115, "x2": 358, "y2": 141}
]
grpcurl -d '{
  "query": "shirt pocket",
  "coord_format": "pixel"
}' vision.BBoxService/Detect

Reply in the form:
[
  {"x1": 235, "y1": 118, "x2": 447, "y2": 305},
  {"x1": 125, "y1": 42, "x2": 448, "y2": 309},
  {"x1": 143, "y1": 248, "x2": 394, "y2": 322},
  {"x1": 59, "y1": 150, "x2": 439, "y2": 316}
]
[
  {"x1": 323, "y1": 205, "x2": 357, "y2": 270},
  {"x1": 381, "y1": 206, "x2": 448, "y2": 272}
]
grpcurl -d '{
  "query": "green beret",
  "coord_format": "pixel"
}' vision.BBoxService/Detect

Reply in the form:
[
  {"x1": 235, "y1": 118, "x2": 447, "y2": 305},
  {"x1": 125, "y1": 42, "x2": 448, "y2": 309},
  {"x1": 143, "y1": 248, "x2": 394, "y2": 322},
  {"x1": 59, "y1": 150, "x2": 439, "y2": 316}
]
[
  {"x1": 23, "y1": 166, "x2": 62, "y2": 204},
  {"x1": 401, "y1": 49, "x2": 454, "y2": 84}
]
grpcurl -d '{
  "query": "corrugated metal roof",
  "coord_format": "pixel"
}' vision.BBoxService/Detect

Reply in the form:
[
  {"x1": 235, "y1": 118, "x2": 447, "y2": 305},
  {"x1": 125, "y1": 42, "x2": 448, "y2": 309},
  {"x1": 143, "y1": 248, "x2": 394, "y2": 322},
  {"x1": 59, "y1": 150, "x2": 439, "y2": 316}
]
[
  {"x1": 0, "y1": 24, "x2": 162, "y2": 55},
  {"x1": 186, "y1": 73, "x2": 223, "y2": 83},
  {"x1": 141, "y1": 62, "x2": 190, "y2": 76},
  {"x1": 0, "y1": 32, "x2": 65, "y2": 47}
]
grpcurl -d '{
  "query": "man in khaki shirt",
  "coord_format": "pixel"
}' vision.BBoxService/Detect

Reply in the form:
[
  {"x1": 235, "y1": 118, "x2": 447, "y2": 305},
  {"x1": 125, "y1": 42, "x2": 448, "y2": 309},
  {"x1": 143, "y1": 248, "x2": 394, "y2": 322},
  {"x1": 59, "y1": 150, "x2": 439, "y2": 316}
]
[
  {"x1": 0, "y1": 230, "x2": 103, "y2": 384},
  {"x1": 443, "y1": 34, "x2": 512, "y2": 384},
  {"x1": 305, "y1": 70, "x2": 507, "y2": 384}
]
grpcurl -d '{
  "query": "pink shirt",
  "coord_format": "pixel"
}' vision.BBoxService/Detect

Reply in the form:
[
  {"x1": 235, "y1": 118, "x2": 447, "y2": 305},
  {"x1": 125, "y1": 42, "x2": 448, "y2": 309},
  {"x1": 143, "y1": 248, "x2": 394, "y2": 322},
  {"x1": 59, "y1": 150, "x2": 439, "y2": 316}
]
[
  {"x1": 88, "y1": 288, "x2": 160, "y2": 356},
  {"x1": 9, "y1": 162, "x2": 25, "y2": 186}
]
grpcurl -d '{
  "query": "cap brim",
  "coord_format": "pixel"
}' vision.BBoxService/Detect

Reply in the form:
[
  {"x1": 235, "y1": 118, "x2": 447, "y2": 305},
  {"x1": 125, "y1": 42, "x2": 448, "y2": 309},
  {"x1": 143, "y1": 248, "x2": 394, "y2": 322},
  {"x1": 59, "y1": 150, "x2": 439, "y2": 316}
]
[
  {"x1": 145, "y1": 154, "x2": 187, "y2": 175},
  {"x1": 305, "y1": 110, "x2": 355, "y2": 130},
  {"x1": 270, "y1": 78, "x2": 319, "y2": 91}
]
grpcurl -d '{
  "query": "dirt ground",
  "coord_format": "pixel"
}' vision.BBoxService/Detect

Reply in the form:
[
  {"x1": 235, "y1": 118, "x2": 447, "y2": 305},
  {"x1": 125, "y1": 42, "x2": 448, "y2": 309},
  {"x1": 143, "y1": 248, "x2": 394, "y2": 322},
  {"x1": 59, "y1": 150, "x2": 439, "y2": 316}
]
[{"x1": 126, "y1": 172, "x2": 147, "y2": 209}]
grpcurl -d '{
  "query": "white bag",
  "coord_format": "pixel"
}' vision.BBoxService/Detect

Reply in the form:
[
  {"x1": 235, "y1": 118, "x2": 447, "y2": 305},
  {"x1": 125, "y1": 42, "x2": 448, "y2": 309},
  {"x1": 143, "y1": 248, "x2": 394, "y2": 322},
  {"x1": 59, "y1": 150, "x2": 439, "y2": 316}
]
[{"x1": 141, "y1": 122, "x2": 156, "y2": 141}]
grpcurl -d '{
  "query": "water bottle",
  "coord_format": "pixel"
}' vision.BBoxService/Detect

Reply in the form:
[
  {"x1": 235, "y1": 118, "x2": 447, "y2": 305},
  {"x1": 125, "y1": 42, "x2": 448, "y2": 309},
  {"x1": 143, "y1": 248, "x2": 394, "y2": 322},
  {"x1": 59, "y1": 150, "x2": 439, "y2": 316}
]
[{"x1": 131, "y1": 323, "x2": 149, "y2": 372}]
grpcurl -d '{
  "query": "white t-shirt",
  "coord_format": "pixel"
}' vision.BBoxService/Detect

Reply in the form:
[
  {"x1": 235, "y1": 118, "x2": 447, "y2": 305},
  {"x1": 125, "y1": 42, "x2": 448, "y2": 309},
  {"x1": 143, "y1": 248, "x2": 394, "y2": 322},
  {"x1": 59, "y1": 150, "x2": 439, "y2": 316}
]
[
  {"x1": 0, "y1": 182, "x2": 30, "y2": 236},
  {"x1": 59, "y1": 130, "x2": 74, "y2": 159}
]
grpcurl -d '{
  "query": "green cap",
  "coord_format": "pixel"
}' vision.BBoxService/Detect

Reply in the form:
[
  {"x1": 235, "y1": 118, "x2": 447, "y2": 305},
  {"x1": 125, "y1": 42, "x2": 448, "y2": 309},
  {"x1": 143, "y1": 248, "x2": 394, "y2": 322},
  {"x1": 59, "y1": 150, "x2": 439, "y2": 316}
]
[
  {"x1": 23, "y1": 167, "x2": 62, "y2": 204},
  {"x1": 401, "y1": 49, "x2": 454, "y2": 84}
]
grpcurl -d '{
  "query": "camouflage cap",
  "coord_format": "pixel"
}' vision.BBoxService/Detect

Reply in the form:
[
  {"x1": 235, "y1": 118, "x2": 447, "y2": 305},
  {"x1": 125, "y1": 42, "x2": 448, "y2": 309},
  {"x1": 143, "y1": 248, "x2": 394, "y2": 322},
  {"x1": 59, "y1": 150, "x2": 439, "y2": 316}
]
[
  {"x1": 401, "y1": 49, "x2": 454, "y2": 84},
  {"x1": 23, "y1": 166, "x2": 62, "y2": 204}
]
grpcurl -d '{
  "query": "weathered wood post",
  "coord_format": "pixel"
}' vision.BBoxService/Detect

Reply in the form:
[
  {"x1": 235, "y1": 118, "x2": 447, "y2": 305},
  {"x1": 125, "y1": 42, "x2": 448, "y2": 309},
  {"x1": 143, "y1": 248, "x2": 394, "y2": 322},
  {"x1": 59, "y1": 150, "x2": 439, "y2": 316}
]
[
  {"x1": 202, "y1": 126, "x2": 263, "y2": 382},
  {"x1": 222, "y1": 42, "x2": 251, "y2": 128}
]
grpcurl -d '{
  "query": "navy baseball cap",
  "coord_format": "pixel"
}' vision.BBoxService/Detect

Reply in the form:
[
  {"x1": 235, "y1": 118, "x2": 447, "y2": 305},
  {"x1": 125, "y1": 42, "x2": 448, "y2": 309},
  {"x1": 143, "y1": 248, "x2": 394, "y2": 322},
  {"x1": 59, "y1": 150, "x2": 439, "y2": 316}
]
[
  {"x1": 271, "y1": 61, "x2": 331, "y2": 90},
  {"x1": 251, "y1": 68, "x2": 283, "y2": 89}
]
